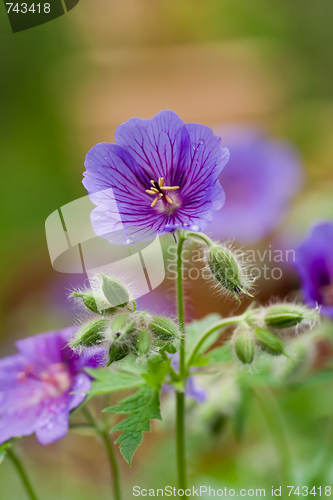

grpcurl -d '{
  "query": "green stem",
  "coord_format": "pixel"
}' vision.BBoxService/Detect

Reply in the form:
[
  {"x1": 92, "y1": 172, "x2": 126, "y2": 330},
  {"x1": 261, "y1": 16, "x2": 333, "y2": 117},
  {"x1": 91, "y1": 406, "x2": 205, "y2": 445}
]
[
  {"x1": 252, "y1": 385, "x2": 292, "y2": 486},
  {"x1": 186, "y1": 315, "x2": 246, "y2": 369},
  {"x1": 176, "y1": 231, "x2": 187, "y2": 490},
  {"x1": 176, "y1": 392, "x2": 186, "y2": 490},
  {"x1": 177, "y1": 233, "x2": 186, "y2": 378},
  {"x1": 82, "y1": 407, "x2": 121, "y2": 500},
  {"x1": 186, "y1": 231, "x2": 214, "y2": 247},
  {"x1": 7, "y1": 448, "x2": 39, "y2": 500}
]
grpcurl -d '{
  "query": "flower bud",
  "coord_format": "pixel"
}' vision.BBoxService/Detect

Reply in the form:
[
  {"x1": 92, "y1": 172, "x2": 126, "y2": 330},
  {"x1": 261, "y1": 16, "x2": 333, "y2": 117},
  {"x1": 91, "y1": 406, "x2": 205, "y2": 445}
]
[
  {"x1": 264, "y1": 304, "x2": 318, "y2": 329},
  {"x1": 101, "y1": 275, "x2": 129, "y2": 308},
  {"x1": 71, "y1": 318, "x2": 109, "y2": 349},
  {"x1": 72, "y1": 291, "x2": 117, "y2": 316},
  {"x1": 234, "y1": 331, "x2": 255, "y2": 364},
  {"x1": 148, "y1": 316, "x2": 180, "y2": 353},
  {"x1": 254, "y1": 327, "x2": 286, "y2": 356},
  {"x1": 136, "y1": 329, "x2": 152, "y2": 356},
  {"x1": 110, "y1": 313, "x2": 137, "y2": 342},
  {"x1": 107, "y1": 343, "x2": 131, "y2": 365},
  {"x1": 207, "y1": 246, "x2": 252, "y2": 301}
]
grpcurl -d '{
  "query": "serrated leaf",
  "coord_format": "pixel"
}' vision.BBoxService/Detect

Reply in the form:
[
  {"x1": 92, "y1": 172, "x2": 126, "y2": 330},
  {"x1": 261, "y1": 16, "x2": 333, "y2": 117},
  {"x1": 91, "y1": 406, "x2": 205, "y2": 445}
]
[
  {"x1": 86, "y1": 368, "x2": 145, "y2": 396},
  {"x1": 141, "y1": 356, "x2": 171, "y2": 390},
  {"x1": 105, "y1": 384, "x2": 161, "y2": 465},
  {"x1": 186, "y1": 314, "x2": 222, "y2": 356}
]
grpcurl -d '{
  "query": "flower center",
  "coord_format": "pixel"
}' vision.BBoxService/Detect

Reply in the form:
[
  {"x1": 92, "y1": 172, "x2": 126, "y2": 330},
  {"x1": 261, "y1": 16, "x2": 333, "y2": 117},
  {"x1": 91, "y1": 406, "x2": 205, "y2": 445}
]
[
  {"x1": 321, "y1": 283, "x2": 333, "y2": 307},
  {"x1": 18, "y1": 362, "x2": 71, "y2": 400},
  {"x1": 146, "y1": 177, "x2": 179, "y2": 208}
]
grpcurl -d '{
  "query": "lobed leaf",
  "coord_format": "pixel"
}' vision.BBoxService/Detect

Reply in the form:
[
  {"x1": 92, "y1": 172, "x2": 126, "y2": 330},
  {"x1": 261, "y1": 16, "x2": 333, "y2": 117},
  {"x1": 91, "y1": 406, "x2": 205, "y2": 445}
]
[
  {"x1": 141, "y1": 356, "x2": 171, "y2": 390},
  {"x1": 105, "y1": 384, "x2": 162, "y2": 465},
  {"x1": 86, "y1": 368, "x2": 145, "y2": 396}
]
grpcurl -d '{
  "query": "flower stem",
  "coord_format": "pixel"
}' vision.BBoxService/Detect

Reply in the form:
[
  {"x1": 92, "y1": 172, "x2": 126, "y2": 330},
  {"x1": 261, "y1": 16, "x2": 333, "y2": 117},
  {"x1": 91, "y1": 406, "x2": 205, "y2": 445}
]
[
  {"x1": 252, "y1": 385, "x2": 292, "y2": 486},
  {"x1": 186, "y1": 315, "x2": 246, "y2": 369},
  {"x1": 176, "y1": 231, "x2": 187, "y2": 490},
  {"x1": 186, "y1": 231, "x2": 214, "y2": 247},
  {"x1": 82, "y1": 407, "x2": 121, "y2": 500},
  {"x1": 7, "y1": 447, "x2": 39, "y2": 500}
]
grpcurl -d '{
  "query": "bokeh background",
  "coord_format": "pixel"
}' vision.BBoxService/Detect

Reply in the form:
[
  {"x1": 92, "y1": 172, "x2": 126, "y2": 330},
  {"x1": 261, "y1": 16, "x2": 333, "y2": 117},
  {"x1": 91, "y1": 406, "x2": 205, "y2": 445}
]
[{"x1": 1, "y1": 1, "x2": 333, "y2": 498}]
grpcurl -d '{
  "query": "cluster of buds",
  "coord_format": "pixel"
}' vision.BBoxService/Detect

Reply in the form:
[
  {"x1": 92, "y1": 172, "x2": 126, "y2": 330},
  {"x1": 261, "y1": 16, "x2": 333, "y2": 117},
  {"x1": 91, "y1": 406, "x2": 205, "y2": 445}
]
[
  {"x1": 206, "y1": 244, "x2": 253, "y2": 302},
  {"x1": 233, "y1": 303, "x2": 319, "y2": 365},
  {"x1": 70, "y1": 275, "x2": 180, "y2": 365}
]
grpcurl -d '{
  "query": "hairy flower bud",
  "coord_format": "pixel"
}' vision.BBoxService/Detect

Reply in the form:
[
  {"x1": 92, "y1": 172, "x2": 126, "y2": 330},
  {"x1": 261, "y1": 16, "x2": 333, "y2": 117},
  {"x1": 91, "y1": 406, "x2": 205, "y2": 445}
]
[
  {"x1": 71, "y1": 318, "x2": 109, "y2": 349},
  {"x1": 234, "y1": 330, "x2": 255, "y2": 364},
  {"x1": 207, "y1": 246, "x2": 252, "y2": 301},
  {"x1": 136, "y1": 329, "x2": 152, "y2": 356},
  {"x1": 254, "y1": 327, "x2": 286, "y2": 356},
  {"x1": 148, "y1": 316, "x2": 180, "y2": 353},
  {"x1": 107, "y1": 343, "x2": 131, "y2": 365},
  {"x1": 264, "y1": 304, "x2": 318, "y2": 330},
  {"x1": 110, "y1": 313, "x2": 137, "y2": 342},
  {"x1": 101, "y1": 275, "x2": 129, "y2": 308},
  {"x1": 72, "y1": 290, "x2": 117, "y2": 316}
]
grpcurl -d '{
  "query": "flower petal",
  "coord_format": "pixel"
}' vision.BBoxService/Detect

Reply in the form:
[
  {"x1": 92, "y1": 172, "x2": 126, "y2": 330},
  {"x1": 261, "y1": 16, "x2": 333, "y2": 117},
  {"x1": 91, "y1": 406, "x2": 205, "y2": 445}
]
[
  {"x1": 115, "y1": 110, "x2": 189, "y2": 184},
  {"x1": 35, "y1": 395, "x2": 70, "y2": 445}
]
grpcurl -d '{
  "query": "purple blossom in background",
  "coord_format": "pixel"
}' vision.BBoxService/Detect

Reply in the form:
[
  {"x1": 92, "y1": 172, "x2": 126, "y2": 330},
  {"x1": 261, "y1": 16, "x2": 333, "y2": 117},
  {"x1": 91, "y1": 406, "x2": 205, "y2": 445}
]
[
  {"x1": 83, "y1": 110, "x2": 229, "y2": 243},
  {"x1": 205, "y1": 127, "x2": 303, "y2": 243},
  {"x1": 295, "y1": 221, "x2": 333, "y2": 319},
  {"x1": 0, "y1": 328, "x2": 105, "y2": 445},
  {"x1": 163, "y1": 354, "x2": 207, "y2": 403}
]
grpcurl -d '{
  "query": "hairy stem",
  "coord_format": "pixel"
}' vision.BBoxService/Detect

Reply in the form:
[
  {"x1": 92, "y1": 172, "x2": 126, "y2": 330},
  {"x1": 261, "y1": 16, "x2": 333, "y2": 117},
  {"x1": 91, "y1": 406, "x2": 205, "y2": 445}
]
[
  {"x1": 82, "y1": 407, "x2": 121, "y2": 500},
  {"x1": 186, "y1": 315, "x2": 246, "y2": 369},
  {"x1": 176, "y1": 232, "x2": 187, "y2": 490},
  {"x1": 7, "y1": 447, "x2": 39, "y2": 500}
]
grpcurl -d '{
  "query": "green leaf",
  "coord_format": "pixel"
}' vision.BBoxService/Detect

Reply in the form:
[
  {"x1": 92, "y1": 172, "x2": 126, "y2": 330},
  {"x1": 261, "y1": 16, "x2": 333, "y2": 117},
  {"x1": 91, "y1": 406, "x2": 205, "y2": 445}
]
[
  {"x1": 202, "y1": 342, "x2": 234, "y2": 366},
  {"x1": 186, "y1": 314, "x2": 222, "y2": 355},
  {"x1": 0, "y1": 441, "x2": 11, "y2": 465},
  {"x1": 105, "y1": 384, "x2": 161, "y2": 465},
  {"x1": 141, "y1": 356, "x2": 171, "y2": 390},
  {"x1": 86, "y1": 368, "x2": 145, "y2": 396}
]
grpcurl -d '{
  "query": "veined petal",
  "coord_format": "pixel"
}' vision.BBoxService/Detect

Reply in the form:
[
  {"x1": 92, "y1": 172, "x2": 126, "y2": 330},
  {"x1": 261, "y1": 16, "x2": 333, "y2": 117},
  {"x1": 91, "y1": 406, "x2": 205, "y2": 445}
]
[{"x1": 115, "y1": 109, "x2": 189, "y2": 184}]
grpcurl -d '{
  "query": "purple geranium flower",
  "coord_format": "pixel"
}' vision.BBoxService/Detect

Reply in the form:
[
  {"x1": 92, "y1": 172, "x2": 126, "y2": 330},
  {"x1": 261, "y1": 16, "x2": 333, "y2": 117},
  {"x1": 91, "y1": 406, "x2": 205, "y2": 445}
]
[
  {"x1": 83, "y1": 110, "x2": 229, "y2": 243},
  {"x1": 295, "y1": 221, "x2": 333, "y2": 318},
  {"x1": 0, "y1": 328, "x2": 105, "y2": 445},
  {"x1": 204, "y1": 127, "x2": 303, "y2": 243}
]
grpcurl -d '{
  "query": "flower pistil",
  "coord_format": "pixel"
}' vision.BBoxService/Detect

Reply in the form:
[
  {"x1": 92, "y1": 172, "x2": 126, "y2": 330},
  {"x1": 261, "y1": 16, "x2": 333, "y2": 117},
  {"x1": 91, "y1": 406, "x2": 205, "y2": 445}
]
[{"x1": 146, "y1": 177, "x2": 179, "y2": 207}]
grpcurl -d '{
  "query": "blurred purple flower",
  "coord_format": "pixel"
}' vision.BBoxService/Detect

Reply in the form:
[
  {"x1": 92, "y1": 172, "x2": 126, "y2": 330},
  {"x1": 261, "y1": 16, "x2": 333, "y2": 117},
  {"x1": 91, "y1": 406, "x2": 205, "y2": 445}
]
[
  {"x1": 83, "y1": 110, "x2": 229, "y2": 243},
  {"x1": 0, "y1": 328, "x2": 105, "y2": 446},
  {"x1": 163, "y1": 354, "x2": 207, "y2": 403},
  {"x1": 205, "y1": 127, "x2": 303, "y2": 243},
  {"x1": 295, "y1": 221, "x2": 333, "y2": 318}
]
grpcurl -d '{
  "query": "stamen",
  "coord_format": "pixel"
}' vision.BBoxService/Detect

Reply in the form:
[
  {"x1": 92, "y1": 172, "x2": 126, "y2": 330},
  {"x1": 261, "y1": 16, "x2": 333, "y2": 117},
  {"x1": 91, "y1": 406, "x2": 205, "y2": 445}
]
[
  {"x1": 151, "y1": 197, "x2": 159, "y2": 208},
  {"x1": 146, "y1": 179, "x2": 179, "y2": 207},
  {"x1": 160, "y1": 186, "x2": 179, "y2": 191}
]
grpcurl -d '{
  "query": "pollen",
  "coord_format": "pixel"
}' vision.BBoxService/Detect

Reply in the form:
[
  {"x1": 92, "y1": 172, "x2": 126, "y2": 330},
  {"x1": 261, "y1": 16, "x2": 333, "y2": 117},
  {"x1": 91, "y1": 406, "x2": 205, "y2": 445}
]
[{"x1": 146, "y1": 178, "x2": 179, "y2": 207}]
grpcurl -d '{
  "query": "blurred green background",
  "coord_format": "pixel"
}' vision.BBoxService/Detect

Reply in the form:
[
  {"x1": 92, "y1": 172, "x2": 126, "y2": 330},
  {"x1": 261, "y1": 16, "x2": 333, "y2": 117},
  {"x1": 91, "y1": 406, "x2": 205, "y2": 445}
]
[{"x1": 1, "y1": 0, "x2": 333, "y2": 498}]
